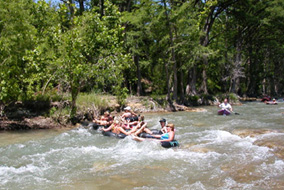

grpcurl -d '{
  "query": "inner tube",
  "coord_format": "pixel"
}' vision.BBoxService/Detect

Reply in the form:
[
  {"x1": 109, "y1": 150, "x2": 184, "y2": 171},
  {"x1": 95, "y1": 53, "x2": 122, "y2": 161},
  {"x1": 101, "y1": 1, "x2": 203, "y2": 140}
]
[
  {"x1": 138, "y1": 129, "x2": 163, "y2": 138},
  {"x1": 101, "y1": 131, "x2": 127, "y2": 139},
  {"x1": 80, "y1": 121, "x2": 90, "y2": 127},
  {"x1": 125, "y1": 116, "x2": 139, "y2": 122},
  {"x1": 266, "y1": 102, "x2": 277, "y2": 105},
  {"x1": 88, "y1": 122, "x2": 107, "y2": 130},
  {"x1": 218, "y1": 109, "x2": 231, "y2": 115},
  {"x1": 151, "y1": 129, "x2": 163, "y2": 135},
  {"x1": 161, "y1": 140, "x2": 179, "y2": 148},
  {"x1": 139, "y1": 133, "x2": 156, "y2": 138}
]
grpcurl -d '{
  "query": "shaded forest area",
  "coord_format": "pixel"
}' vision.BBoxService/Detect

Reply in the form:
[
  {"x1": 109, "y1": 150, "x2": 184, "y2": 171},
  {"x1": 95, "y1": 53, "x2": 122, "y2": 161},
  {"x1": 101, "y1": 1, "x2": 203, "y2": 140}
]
[{"x1": 1, "y1": 0, "x2": 283, "y2": 120}]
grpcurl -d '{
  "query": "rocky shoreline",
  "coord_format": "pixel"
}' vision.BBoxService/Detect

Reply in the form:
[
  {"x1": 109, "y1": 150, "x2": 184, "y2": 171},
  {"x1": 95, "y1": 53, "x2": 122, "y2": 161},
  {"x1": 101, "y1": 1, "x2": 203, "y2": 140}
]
[{"x1": 0, "y1": 95, "x2": 241, "y2": 130}]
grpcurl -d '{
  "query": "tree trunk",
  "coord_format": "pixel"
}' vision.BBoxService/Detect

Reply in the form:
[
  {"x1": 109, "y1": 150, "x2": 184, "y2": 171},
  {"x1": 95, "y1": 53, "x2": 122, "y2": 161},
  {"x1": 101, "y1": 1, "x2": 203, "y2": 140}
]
[
  {"x1": 186, "y1": 66, "x2": 197, "y2": 95},
  {"x1": 199, "y1": 26, "x2": 210, "y2": 94},
  {"x1": 134, "y1": 53, "x2": 142, "y2": 96},
  {"x1": 162, "y1": 0, "x2": 178, "y2": 101},
  {"x1": 78, "y1": 0, "x2": 85, "y2": 15},
  {"x1": 198, "y1": 5, "x2": 212, "y2": 95},
  {"x1": 62, "y1": 0, "x2": 74, "y2": 21},
  {"x1": 230, "y1": 34, "x2": 242, "y2": 94},
  {"x1": 99, "y1": 0, "x2": 104, "y2": 18},
  {"x1": 247, "y1": 46, "x2": 258, "y2": 96},
  {"x1": 165, "y1": 61, "x2": 171, "y2": 102},
  {"x1": 197, "y1": 0, "x2": 237, "y2": 94},
  {"x1": 126, "y1": 0, "x2": 132, "y2": 12},
  {"x1": 179, "y1": 69, "x2": 184, "y2": 104},
  {"x1": 199, "y1": 54, "x2": 208, "y2": 94},
  {"x1": 70, "y1": 80, "x2": 79, "y2": 123}
]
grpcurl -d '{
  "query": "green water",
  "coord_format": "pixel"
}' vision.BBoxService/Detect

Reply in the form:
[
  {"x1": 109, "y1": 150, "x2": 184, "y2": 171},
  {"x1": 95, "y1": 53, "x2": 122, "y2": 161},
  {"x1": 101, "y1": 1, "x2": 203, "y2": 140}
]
[{"x1": 1, "y1": 102, "x2": 284, "y2": 190}]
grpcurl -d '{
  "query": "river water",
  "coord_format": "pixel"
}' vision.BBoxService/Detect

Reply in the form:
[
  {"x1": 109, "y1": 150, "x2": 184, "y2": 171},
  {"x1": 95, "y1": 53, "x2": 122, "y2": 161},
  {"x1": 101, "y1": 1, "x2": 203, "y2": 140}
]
[{"x1": 1, "y1": 102, "x2": 284, "y2": 190}]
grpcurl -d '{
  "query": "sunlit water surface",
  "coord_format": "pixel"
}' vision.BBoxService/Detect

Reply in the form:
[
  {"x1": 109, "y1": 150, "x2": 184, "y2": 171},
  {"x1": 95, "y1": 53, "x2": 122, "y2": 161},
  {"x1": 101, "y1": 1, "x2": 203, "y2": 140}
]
[{"x1": 1, "y1": 102, "x2": 284, "y2": 190}]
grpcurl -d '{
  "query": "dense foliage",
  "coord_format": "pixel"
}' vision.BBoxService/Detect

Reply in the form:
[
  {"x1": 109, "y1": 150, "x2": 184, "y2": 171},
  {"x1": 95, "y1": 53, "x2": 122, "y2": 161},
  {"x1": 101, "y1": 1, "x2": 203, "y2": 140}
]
[{"x1": 1, "y1": 0, "x2": 283, "y2": 116}]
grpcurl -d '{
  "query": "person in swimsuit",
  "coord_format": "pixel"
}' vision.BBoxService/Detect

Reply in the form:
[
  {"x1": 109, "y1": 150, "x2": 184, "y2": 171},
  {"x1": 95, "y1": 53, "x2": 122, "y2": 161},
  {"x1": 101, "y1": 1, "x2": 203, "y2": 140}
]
[
  {"x1": 101, "y1": 119, "x2": 132, "y2": 135},
  {"x1": 93, "y1": 111, "x2": 113, "y2": 126},
  {"x1": 127, "y1": 115, "x2": 151, "y2": 135},
  {"x1": 122, "y1": 115, "x2": 142, "y2": 130},
  {"x1": 132, "y1": 123, "x2": 176, "y2": 142},
  {"x1": 121, "y1": 106, "x2": 138, "y2": 121},
  {"x1": 132, "y1": 117, "x2": 167, "y2": 136}
]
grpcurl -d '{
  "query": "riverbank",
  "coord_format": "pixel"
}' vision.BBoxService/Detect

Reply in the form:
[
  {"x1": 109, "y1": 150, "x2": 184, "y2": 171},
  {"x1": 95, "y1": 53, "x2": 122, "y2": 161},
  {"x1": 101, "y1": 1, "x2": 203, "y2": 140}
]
[{"x1": 0, "y1": 94, "x2": 242, "y2": 130}]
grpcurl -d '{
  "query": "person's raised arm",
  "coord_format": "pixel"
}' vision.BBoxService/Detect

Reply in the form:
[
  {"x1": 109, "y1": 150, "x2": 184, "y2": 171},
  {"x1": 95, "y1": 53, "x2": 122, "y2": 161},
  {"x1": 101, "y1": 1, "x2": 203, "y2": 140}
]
[
  {"x1": 121, "y1": 113, "x2": 126, "y2": 119},
  {"x1": 130, "y1": 110, "x2": 137, "y2": 116},
  {"x1": 229, "y1": 104, "x2": 233, "y2": 112},
  {"x1": 128, "y1": 120, "x2": 138, "y2": 126}
]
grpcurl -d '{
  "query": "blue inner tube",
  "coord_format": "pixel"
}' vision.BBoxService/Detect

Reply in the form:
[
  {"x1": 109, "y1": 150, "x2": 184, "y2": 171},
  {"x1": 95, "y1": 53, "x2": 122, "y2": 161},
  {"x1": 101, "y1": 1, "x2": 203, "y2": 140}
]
[
  {"x1": 101, "y1": 131, "x2": 127, "y2": 139},
  {"x1": 161, "y1": 140, "x2": 179, "y2": 148}
]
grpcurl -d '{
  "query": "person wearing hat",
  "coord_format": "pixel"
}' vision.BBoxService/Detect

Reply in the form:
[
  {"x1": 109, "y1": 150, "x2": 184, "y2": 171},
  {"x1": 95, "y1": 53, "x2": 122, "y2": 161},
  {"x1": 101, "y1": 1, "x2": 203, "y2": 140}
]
[
  {"x1": 121, "y1": 106, "x2": 138, "y2": 121},
  {"x1": 159, "y1": 118, "x2": 167, "y2": 133},
  {"x1": 93, "y1": 111, "x2": 113, "y2": 126}
]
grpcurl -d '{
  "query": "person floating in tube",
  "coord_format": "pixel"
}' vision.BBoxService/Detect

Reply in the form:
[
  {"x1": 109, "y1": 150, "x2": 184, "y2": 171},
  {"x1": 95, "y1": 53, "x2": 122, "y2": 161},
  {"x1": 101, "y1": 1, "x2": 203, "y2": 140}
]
[
  {"x1": 121, "y1": 106, "x2": 138, "y2": 122},
  {"x1": 217, "y1": 98, "x2": 233, "y2": 115},
  {"x1": 93, "y1": 111, "x2": 113, "y2": 126},
  {"x1": 101, "y1": 119, "x2": 132, "y2": 136},
  {"x1": 132, "y1": 123, "x2": 176, "y2": 142}
]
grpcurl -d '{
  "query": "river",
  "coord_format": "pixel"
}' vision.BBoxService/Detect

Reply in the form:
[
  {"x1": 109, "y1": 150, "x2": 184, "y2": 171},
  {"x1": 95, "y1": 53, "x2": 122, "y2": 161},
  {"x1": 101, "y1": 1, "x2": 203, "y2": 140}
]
[{"x1": 1, "y1": 101, "x2": 284, "y2": 190}]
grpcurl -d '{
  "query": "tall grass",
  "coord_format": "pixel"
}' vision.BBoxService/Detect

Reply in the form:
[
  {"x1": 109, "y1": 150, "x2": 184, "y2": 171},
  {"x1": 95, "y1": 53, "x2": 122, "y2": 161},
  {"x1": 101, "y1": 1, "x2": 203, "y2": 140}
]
[{"x1": 76, "y1": 93, "x2": 112, "y2": 110}]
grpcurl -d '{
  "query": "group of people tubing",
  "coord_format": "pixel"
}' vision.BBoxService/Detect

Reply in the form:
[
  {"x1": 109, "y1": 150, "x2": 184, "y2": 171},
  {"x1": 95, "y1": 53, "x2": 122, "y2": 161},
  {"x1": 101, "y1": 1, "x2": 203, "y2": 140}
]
[
  {"x1": 91, "y1": 106, "x2": 179, "y2": 148},
  {"x1": 92, "y1": 96, "x2": 277, "y2": 145}
]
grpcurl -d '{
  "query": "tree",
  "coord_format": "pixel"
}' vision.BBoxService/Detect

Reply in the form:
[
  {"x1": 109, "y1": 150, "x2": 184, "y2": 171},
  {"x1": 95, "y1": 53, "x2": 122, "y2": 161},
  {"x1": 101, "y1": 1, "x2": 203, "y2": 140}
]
[
  {"x1": 195, "y1": 0, "x2": 238, "y2": 94},
  {"x1": 0, "y1": 0, "x2": 37, "y2": 103},
  {"x1": 55, "y1": 1, "x2": 130, "y2": 121}
]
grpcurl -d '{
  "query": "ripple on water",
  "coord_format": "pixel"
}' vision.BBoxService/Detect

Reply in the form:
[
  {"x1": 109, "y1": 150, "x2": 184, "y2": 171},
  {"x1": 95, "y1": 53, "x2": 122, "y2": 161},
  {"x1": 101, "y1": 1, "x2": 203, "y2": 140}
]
[{"x1": 1, "y1": 102, "x2": 284, "y2": 190}]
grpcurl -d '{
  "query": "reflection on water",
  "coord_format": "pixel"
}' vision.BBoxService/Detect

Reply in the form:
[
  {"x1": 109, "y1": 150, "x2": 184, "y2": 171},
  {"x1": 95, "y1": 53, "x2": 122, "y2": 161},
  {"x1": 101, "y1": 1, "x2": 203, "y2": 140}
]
[{"x1": 0, "y1": 102, "x2": 284, "y2": 190}]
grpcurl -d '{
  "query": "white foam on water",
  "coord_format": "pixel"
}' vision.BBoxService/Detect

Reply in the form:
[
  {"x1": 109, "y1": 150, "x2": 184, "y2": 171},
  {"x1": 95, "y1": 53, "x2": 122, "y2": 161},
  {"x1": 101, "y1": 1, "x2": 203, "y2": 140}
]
[
  {"x1": 199, "y1": 130, "x2": 242, "y2": 144},
  {"x1": 0, "y1": 164, "x2": 44, "y2": 185},
  {"x1": 185, "y1": 181, "x2": 207, "y2": 190},
  {"x1": 222, "y1": 177, "x2": 255, "y2": 190},
  {"x1": 71, "y1": 127, "x2": 92, "y2": 136},
  {"x1": 256, "y1": 131, "x2": 284, "y2": 140},
  {"x1": 258, "y1": 159, "x2": 284, "y2": 177}
]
